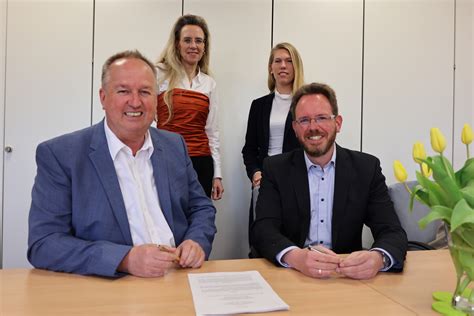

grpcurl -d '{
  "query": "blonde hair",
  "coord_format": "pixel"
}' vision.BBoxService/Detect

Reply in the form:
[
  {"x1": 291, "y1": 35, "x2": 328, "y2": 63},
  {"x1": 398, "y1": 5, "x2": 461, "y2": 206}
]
[
  {"x1": 157, "y1": 14, "x2": 211, "y2": 124},
  {"x1": 267, "y1": 42, "x2": 304, "y2": 94}
]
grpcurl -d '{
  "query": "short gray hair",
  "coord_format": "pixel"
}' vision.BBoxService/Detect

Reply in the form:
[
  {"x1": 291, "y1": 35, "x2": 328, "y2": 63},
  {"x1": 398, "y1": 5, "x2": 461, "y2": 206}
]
[{"x1": 101, "y1": 50, "x2": 157, "y2": 87}]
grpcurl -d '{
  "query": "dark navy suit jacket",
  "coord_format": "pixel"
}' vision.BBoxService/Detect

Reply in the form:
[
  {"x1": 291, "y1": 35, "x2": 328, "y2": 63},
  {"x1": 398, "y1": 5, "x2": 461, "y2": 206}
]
[
  {"x1": 28, "y1": 120, "x2": 216, "y2": 277},
  {"x1": 242, "y1": 93, "x2": 300, "y2": 181},
  {"x1": 251, "y1": 145, "x2": 407, "y2": 271}
]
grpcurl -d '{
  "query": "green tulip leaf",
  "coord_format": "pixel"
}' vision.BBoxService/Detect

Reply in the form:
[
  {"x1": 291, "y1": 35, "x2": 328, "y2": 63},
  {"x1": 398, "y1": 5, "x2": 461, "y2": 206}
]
[
  {"x1": 411, "y1": 184, "x2": 431, "y2": 210},
  {"x1": 462, "y1": 287, "x2": 472, "y2": 298},
  {"x1": 451, "y1": 199, "x2": 474, "y2": 232},
  {"x1": 432, "y1": 301, "x2": 467, "y2": 315},
  {"x1": 459, "y1": 250, "x2": 474, "y2": 280},
  {"x1": 456, "y1": 225, "x2": 474, "y2": 248},
  {"x1": 433, "y1": 291, "x2": 453, "y2": 302},
  {"x1": 416, "y1": 171, "x2": 445, "y2": 206},
  {"x1": 424, "y1": 157, "x2": 461, "y2": 208},
  {"x1": 455, "y1": 158, "x2": 474, "y2": 187},
  {"x1": 419, "y1": 205, "x2": 452, "y2": 229},
  {"x1": 460, "y1": 185, "x2": 474, "y2": 208}
]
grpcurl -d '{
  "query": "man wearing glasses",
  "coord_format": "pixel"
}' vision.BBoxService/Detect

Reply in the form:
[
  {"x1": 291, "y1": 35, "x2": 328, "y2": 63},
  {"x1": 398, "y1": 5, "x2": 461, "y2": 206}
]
[{"x1": 250, "y1": 82, "x2": 407, "y2": 280}]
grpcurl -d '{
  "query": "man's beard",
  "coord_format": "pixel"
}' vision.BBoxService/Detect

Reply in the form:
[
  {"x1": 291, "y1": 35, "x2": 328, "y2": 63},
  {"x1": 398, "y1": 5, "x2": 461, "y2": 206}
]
[{"x1": 301, "y1": 130, "x2": 336, "y2": 158}]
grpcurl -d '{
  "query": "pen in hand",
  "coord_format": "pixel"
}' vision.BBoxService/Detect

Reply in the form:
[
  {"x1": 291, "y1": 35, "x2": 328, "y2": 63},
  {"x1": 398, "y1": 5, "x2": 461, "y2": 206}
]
[
  {"x1": 308, "y1": 245, "x2": 331, "y2": 255},
  {"x1": 157, "y1": 245, "x2": 181, "y2": 263}
]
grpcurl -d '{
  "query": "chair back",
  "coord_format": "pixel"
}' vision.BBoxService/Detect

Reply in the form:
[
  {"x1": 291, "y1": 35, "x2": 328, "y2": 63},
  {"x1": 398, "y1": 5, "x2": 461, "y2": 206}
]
[{"x1": 388, "y1": 181, "x2": 440, "y2": 244}]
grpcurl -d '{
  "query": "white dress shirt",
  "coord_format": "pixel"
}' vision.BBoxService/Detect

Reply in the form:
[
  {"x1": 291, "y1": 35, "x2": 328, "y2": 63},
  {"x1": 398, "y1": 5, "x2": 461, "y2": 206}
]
[{"x1": 104, "y1": 119, "x2": 175, "y2": 246}]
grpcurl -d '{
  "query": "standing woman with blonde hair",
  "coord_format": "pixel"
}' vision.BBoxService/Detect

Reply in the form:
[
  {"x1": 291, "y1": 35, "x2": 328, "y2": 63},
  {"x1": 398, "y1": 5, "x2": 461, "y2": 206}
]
[
  {"x1": 242, "y1": 42, "x2": 304, "y2": 239},
  {"x1": 156, "y1": 14, "x2": 223, "y2": 200}
]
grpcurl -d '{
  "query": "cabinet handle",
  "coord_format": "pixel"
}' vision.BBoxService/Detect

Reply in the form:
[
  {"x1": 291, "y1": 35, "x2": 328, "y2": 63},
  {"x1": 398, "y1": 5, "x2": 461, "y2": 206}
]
[{"x1": 5, "y1": 146, "x2": 13, "y2": 153}]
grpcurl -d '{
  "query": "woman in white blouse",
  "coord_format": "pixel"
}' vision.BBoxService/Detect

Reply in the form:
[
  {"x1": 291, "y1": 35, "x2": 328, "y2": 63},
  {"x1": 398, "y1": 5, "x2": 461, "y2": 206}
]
[
  {"x1": 156, "y1": 14, "x2": 223, "y2": 200},
  {"x1": 242, "y1": 42, "x2": 305, "y2": 237}
]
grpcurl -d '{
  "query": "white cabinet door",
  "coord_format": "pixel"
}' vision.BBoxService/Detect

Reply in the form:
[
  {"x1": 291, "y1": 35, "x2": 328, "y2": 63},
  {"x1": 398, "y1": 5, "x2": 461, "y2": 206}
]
[
  {"x1": 0, "y1": 0, "x2": 6, "y2": 266},
  {"x1": 185, "y1": 0, "x2": 272, "y2": 259},
  {"x1": 274, "y1": 0, "x2": 364, "y2": 151},
  {"x1": 3, "y1": 0, "x2": 93, "y2": 268},
  {"x1": 453, "y1": 0, "x2": 474, "y2": 168},
  {"x1": 92, "y1": 0, "x2": 182, "y2": 123},
  {"x1": 363, "y1": 0, "x2": 454, "y2": 185}
]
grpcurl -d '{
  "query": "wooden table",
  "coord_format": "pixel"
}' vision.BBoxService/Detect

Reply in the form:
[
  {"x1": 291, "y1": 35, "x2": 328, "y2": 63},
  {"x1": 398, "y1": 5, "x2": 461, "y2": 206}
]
[{"x1": 1, "y1": 250, "x2": 455, "y2": 315}]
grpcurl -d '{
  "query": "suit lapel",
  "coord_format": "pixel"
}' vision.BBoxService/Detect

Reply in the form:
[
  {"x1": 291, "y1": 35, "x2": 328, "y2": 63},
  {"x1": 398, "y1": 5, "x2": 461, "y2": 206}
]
[
  {"x1": 262, "y1": 93, "x2": 274, "y2": 148},
  {"x1": 290, "y1": 150, "x2": 312, "y2": 245},
  {"x1": 332, "y1": 144, "x2": 352, "y2": 248},
  {"x1": 149, "y1": 130, "x2": 175, "y2": 233},
  {"x1": 89, "y1": 121, "x2": 133, "y2": 245}
]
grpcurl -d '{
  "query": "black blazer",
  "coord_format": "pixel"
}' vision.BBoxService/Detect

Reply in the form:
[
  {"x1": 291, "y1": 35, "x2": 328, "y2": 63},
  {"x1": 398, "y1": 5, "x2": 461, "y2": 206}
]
[
  {"x1": 241, "y1": 93, "x2": 300, "y2": 181},
  {"x1": 251, "y1": 145, "x2": 408, "y2": 271}
]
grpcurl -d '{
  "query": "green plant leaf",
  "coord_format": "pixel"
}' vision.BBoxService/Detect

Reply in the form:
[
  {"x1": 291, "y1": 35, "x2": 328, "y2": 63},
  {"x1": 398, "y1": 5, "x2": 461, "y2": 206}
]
[
  {"x1": 460, "y1": 185, "x2": 474, "y2": 208},
  {"x1": 451, "y1": 199, "x2": 474, "y2": 232},
  {"x1": 457, "y1": 225, "x2": 474, "y2": 248},
  {"x1": 419, "y1": 205, "x2": 452, "y2": 229},
  {"x1": 411, "y1": 184, "x2": 431, "y2": 210},
  {"x1": 415, "y1": 171, "x2": 445, "y2": 206},
  {"x1": 459, "y1": 250, "x2": 474, "y2": 281},
  {"x1": 455, "y1": 157, "x2": 474, "y2": 187},
  {"x1": 433, "y1": 291, "x2": 452, "y2": 302},
  {"x1": 430, "y1": 156, "x2": 463, "y2": 207},
  {"x1": 432, "y1": 301, "x2": 467, "y2": 315}
]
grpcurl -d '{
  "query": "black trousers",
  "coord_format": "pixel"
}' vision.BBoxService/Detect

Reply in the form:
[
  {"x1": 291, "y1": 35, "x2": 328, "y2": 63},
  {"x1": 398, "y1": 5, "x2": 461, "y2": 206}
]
[{"x1": 190, "y1": 156, "x2": 214, "y2": 198}]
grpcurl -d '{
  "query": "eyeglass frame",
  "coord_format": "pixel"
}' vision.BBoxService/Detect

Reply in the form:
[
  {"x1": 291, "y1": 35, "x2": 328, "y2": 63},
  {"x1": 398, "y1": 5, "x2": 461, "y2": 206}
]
[{"x1": 294, "y1": 114, "x2": 337, "y2": 128}]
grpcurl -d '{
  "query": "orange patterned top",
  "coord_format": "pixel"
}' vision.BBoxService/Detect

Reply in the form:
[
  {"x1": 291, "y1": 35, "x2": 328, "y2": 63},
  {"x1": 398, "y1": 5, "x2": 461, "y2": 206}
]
[{"x1": 157, "y1": 88, "x2": 211, "y2": 156}]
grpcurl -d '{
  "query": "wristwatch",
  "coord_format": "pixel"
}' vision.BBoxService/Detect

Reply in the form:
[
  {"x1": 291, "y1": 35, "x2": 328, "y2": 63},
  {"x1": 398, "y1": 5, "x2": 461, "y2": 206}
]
[{"x1": 375, "y1": 250, "x2": 391, "y2": 270}]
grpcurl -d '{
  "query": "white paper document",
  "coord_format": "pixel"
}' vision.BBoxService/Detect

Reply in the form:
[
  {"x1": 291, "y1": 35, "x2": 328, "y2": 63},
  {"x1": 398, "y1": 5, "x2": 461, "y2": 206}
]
[{"x1": 188, "y1": 270, "x2": 289, "y2": 315}]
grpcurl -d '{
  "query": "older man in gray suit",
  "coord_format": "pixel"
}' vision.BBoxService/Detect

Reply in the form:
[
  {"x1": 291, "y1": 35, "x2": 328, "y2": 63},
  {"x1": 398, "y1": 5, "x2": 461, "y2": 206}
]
[{"x1": 28, "y1": 50, "x2": 216, "y2": 278}]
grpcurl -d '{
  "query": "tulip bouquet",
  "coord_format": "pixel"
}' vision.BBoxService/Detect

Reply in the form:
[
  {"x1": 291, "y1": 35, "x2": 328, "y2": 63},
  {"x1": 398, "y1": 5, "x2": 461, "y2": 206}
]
[{"x1": 393, "y1": 124, "x2": 474, "y2": 314}]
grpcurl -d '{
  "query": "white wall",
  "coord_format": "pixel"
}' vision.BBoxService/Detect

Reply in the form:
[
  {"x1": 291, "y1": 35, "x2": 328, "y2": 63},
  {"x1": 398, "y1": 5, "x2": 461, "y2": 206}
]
[
  {"x1": 2, "y1": 0, "x2": 93, "y2": 268},
  {"x1": 0, "y1": 0, "x2": 7, "y2": 266},
  {"x1": 274, "y1": 0, "x2": 363, "y2": 151},
  {"x1": 1, "y1": 0, "x2": 473, "y2": 267},
  {"x1": 92, "y1": 0, "x2": 181, "y2": 123},
  {"x1": 453, "y1": 0, "x2": 473, "y2": 169},
  {"x1": 363, "y1": 0, "x2": 455, "y2": 185},
  {"x1": 184, "y1": 0, "x2": 272, "y2": 259}
]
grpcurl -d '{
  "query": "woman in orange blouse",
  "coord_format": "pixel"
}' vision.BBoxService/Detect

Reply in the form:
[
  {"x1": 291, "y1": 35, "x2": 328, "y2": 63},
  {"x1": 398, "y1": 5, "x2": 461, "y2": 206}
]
[{"x1": 156, "y1": 14, "x2": 223, "y2": 200}]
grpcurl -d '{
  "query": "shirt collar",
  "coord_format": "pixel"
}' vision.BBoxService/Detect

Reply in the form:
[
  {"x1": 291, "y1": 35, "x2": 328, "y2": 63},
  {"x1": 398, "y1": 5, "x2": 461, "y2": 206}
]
[
  {"x1": 304, "y1": 146, "x2": 337, "y2": 172},
  {"x1": 104, "y1": 118, "x2": 154, "y2": 160},
  {"x1": 193, "y1": 67, "x2": 203, "y2": 84},
  {"x1": 274, "y1": 89, "x2": 292, "y2": 100}
]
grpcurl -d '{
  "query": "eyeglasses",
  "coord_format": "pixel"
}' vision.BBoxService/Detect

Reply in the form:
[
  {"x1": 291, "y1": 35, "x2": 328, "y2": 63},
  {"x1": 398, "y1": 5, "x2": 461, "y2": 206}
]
[
  {"x1": 295, "y1": 115, "x2": 336, "y2": 128},
  {"x1": 181, "y1": 37, "x2": 205, "y2": 46}
]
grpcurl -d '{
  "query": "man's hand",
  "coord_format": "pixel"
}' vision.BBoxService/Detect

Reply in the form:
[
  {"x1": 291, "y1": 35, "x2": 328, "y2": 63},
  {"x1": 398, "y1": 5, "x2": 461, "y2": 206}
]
[
  {"x1": 117, "y1": 244, "x2": 178, "y2": 278},
  {"x1": 212, "y1": 178, "x2": 224, "y2": 200},
  {"x1": 176, "y1": 239, "x2": 205, "y2": 268},
  {"x1": 252, "y1": 171, "x2": 262, "y2": 187},
  {"x1": 337, "y1": 250, "x2": 384, "y2": 280},
  {"x1": 282, "y1": 246, "x2": 340, "y2": 278}
]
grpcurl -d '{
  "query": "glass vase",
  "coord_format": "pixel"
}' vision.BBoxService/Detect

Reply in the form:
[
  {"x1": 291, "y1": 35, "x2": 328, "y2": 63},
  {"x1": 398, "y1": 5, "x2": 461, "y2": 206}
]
[{"x1": 445, "y1": 224, "x2": 474, "y2": 315}]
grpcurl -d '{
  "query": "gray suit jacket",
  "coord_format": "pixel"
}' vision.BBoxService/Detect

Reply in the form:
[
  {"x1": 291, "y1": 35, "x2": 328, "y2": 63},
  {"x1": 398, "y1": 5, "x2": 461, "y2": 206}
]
[{"x1": 28, "y1": 120, "x2": 216, "y2": 277}]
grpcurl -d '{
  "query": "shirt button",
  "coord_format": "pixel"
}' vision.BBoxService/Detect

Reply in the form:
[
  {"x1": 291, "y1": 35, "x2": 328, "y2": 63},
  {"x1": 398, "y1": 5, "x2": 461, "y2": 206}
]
[
  {"x1": 319, "y1": 241, "x2": 323, "y2": 244},
  {"x1": 320, "y1": 220, "x2": 324, "y2": 223},
  {"x1": 321, "y1": 198, "x2": 324, "y2": 201},
  {"x1": 322, "y1": 177, "x2": 325, "y2": 181}
]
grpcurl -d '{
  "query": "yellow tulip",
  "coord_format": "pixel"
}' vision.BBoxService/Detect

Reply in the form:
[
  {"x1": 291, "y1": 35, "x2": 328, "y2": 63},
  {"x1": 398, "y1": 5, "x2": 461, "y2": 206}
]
[
  {"x1": 393, "y1": 160, "x2": 408, "y2": 183},
  {"x1": 412, "y1": 142, "x2": 427, "y2": 164},
  {"x1": 421, "y1": 162, "x2": 432, "y2": 178},
  {"x1": 461, "y1": 124, "x2": 473, "y2": 145},
  {"x1": 430, "y1": 128, "x2": 446, "y2": 154}
]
